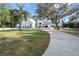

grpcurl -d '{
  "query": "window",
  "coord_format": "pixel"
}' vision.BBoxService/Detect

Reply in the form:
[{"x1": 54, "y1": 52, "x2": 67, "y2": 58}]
[
  {"x1": 45, "y1": 25, "x2": 48, "y2": 28},
  {"x1": 39, "y1": 23, "x2": 41, "y2": 25}
]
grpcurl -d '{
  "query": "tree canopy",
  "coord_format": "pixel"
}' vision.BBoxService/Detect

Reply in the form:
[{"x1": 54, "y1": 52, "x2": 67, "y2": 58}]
[
  {"x1": 36, "y1": 3, "x2": 69, "y2": 30},
  {"x1": 0, "y1": 4, "x2": 29, "y2": 29}
]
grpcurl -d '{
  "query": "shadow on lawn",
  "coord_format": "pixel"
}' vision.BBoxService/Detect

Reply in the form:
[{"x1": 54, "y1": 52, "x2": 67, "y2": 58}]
[{"x1": 0, "y1": 31, "x2": 50, "y2": 56}]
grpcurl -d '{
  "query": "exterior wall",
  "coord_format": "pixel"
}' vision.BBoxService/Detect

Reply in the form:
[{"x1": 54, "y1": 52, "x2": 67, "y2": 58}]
[
  {"x1": 16, "y1": 18, "x2": 36, "y2": 29},
  {"x1": 16, "y1": 18, "x2": 62, "y2": 29},
  {"x1": 37, "y1": 19, "x2": 55, "y2": 28},
  {"x1": 28, "y1": 18, "x2": 36, "y2": 28},
  {"x1": 21, "y1": 20, "x2": 31, "y2": 28},
  {"x1": 37, "y1": 20, "x2": 44, "y2": 28}
]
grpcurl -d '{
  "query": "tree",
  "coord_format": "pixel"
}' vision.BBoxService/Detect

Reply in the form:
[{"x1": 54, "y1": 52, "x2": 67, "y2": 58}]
[
  {"x1": 9, "y1": 9, "x2": 19, "y2": 28},
  {"x1": 69, "y1": 15, "x2": 78, "y2": 28},
  {"x1": 31, "y1": 15, "x2": 40, "y2": 21},
  {"x1": 0, "y1": 4, "x2": 6, "y2": 26},
  {"x1": 61, "y1": 20, "x2": 65, "y2": 28},
  {"x1": 36, "y1": 3, "x2": 69, "y2": 30},
  {"x1": 23, "y1": 10, "x2": 28, "y2": 20},
  {"x1": 69, "y1": 15, "x2": 77, "y2": 23},
  {"x1": 16, "y1": 4, "x2": 24, "y2": 30},
  {"x1": 9, "y1": 8, "x2": 28, "y2": 28},
  {"x1": 0, "y1": 4, "x2": 11, "y2": 27},
  {"x1": 16, "y1": 4, "x2": 28, "y2": 30},
  {"x1": 67, "y1": 7, "x2": 79, "y2": 28},
  {"x1": 0, "y1": 4, "x2": 29, "y2": 28},
  {"x1": 77, "y1": 21, "x2": 79, "y2": 28},
  {"x1": 31, "y1": 15, "x2": 40, "y2": 27}
]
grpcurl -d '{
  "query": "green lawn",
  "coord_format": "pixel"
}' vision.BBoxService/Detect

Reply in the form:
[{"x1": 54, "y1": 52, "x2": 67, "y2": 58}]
[
  {"x1": 0, "y1": 30, "x2": 50, "y2": 56},
  {"x1": 60, "y1": 28, "x2": 79, "y2": 37}
]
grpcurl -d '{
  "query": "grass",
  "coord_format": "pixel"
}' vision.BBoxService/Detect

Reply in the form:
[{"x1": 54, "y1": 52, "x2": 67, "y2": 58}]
[
  {"x1": 60, "y1": 28, "x2": 79, "y2": 37},
  {"x1": 0, "y1": 30, "x2": 50, "y2": 56}
]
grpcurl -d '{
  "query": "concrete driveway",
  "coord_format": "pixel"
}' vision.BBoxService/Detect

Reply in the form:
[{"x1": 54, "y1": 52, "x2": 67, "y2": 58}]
[{"x1": 43, "y1": 29, "x2": 79, "y2": 56}]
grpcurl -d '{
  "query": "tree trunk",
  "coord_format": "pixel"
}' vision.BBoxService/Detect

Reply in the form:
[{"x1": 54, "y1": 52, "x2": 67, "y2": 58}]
[
  {"x1": 12, "y1": 22, "x2": 14, "y2": 28},
  {"x1": 56, "y1": 23, "x2": 59, "y2": 30},
  {"x1": 19, "y1": 21, "x2": 21, "y2": 31},
  {"x1": 74, "y1": 22, "x2": 77, "y2": 28}
]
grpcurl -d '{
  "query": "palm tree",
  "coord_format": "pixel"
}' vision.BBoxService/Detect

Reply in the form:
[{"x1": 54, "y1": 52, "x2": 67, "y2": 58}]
[
  {"x1": 9, "y1": 9, "x2": 19, "y2": 28},
  {"x1": 16, "y1": 4, "x2": 24, "y2": 30},
  {"x1": 0, "y1": 4, "x2": 6, "y2": 26},
  {"x1": 0, "y1": 4, "x2": 11, "y2": 27},
  {"x1": 16, "y1": 4, "x2": 28, "y2": 30}
]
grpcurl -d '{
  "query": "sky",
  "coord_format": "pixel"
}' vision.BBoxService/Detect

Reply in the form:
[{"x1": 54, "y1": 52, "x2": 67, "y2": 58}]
[
  {"x1": 9, "y1": 3, "x2": 38, "y2": 16},
  {"x1": 8, "y1": 3, "x2": 79, "y2": 22}
]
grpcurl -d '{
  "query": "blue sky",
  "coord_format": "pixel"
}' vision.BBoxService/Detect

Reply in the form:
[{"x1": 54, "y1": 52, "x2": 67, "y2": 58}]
[
  {"x1": 8, "y1": 3, "x2": 79, "y2": 22},
  {"x1": 9, "y1": 3, "x2": 38, "y2": 16}
]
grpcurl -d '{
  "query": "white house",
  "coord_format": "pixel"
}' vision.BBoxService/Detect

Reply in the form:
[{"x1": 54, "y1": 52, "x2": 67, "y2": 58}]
[
  {"x1": 37, "y1": 19, "x2": 55, "y2": 28},
  {"x1": 16, "y1": 18, "x2": 61, "y2": 29},
  {"x1": 28, "y1": 18, "x2": 36, "y2": 28},
  {"x1": 16, "y1": 18, "x2": 36, "y2": 29}
]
